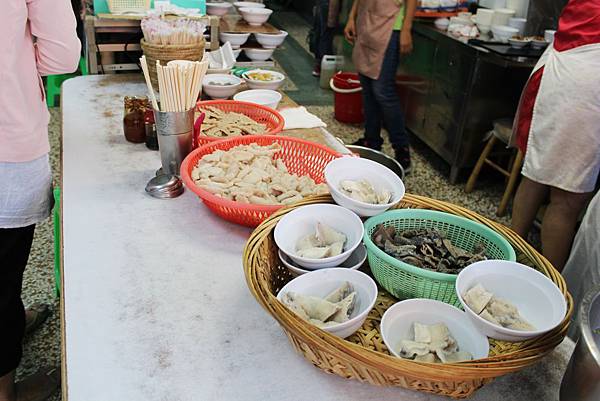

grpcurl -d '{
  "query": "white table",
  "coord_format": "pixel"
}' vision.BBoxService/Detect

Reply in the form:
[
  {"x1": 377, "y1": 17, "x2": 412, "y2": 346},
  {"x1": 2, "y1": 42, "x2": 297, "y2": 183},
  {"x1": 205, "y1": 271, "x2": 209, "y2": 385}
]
[{"x1": 61, "y1": 75, "x2": 574, "y2": 401}]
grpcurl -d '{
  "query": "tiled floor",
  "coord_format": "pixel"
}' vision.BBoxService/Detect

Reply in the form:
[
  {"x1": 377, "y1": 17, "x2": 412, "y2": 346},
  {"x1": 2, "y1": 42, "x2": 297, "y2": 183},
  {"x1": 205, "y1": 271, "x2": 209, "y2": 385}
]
[{"x1": 19, "y1": 9, "x2": 520, "y2": 401}]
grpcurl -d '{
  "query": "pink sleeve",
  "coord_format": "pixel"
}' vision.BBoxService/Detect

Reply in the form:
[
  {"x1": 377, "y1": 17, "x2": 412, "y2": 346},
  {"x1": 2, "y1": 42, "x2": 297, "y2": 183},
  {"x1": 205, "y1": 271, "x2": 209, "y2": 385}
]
[{"x1": 27, "y1": 0, "x2": 82, "y2": 76}]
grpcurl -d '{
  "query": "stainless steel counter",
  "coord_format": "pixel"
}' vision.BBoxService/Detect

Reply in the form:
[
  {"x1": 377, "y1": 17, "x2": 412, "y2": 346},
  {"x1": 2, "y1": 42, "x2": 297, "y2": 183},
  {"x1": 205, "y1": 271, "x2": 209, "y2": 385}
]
[{"x1": 400, "y1": 22, "x2": 538, "y2": 182}]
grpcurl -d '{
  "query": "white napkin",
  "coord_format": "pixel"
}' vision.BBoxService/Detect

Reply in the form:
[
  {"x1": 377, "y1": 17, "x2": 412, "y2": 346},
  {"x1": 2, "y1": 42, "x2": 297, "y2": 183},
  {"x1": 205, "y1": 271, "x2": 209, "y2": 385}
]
[
  {"x1": 280, "y1": 107, "x2": 327, "y2": 130},
  {"x1": 208, "y1": 42, "x2": 235, "y2": 69}
]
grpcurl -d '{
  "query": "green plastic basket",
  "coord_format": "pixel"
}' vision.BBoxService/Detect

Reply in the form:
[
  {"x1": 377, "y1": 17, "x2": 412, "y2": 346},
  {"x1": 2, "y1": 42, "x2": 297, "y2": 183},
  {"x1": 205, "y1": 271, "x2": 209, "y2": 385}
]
[{"x1": 363, "y1": 209, "x2": 516, "y2": 306}]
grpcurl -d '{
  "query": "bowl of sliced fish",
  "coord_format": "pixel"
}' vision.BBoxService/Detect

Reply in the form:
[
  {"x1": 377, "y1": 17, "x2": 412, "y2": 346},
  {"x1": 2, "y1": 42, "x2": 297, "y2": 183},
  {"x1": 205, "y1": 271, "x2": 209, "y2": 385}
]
[
  {"x1": 324, "y1": 157, "x2": 405, "y2": 217},
  {"x1": 456, "y1": 260, "x2": 568, "y2": 341},
  {"x1": 274, "y1": 204, "x2": 365, "y2": 270},
  {"x1": 380, "y1": 299, "x2": 489, "y2": 362},
  {"x1": 277, "y1": 268, "x2": 378, "y2": 338},
  {"x1": 277, "y1": 243, "x2": 367, "y2": 276}
]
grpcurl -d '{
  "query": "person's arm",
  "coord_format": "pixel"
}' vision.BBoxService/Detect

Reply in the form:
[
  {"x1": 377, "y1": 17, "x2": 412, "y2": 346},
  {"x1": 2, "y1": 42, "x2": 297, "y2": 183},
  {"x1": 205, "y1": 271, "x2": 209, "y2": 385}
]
[
  {"x1": 344, "y1": 0, "x2": 360, "y2": 44},
  {"x1": 400, "y1": 0, "x2": 417, "y2": 54},
  {"x1": 27, "y1": 0, "x2": 81, "y2": 76}
]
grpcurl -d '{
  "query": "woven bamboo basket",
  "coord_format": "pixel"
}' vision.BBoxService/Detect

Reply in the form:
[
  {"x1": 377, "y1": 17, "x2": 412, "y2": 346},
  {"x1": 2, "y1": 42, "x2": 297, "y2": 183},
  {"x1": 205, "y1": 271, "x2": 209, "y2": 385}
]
[
  {"x1": 140, "y1": 39, "x2": 205, "y2": 88},
  {"x1": 243, "y1": 194, "x2": 573, "y2": 399}
]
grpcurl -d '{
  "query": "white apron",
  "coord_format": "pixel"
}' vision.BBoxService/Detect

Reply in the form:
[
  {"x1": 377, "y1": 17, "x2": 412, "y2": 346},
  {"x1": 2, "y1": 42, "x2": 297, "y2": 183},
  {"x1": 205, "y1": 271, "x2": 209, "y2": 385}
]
[{"x1": 522, "y1": 43, "x2": 600, "y2": 193}]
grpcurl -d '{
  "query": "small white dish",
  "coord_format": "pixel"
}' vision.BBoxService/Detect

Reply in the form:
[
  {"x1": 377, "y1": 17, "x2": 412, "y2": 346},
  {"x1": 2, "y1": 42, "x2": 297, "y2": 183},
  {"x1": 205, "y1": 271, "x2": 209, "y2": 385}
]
[
  {"x1": 278, "y1": 243, "x2": 367, "y2": 276},
  {"x1": 531, "y1": 38, "x2": 549, "y2": 49},
  {"x1": 239, "y1": 7, "x2": 273, "y2": 26},
  {"x1": 434, "y1": 18, "x2": 450, "y2": 31},
  {"x1": 456, "y1": 260, "x2": 567, "y2": 342},
  {"x1": 324, "y1": 157, "x2": 405, "y2": 217},
  {"x1": 274, "y1": 204, "x2": 364, "y2": 270},
  {"x1": 206, "y1": 2, "x2": 232, "y2": 16},
  {"x1": 219, "y1": 32, "x2": 251, "y2": 49},
  {"x1": 508, "y1": 37, "x2": 530, "y2": 49},
  {"x1": 254, "y1": 30, "x2": 288, "y2": 49},
  {"x1": 201, "y1": 74, "x2": 242, "y2": 99},
  {"x1": 242, "y1": 69, "x2": 285, "y2": 90},
  {"x1": 380, "y1": 299, "x2": 490, "y2": 361},
  {"x1": 233, "y1": 89, "x2": 282, "y2": 109},
  {"x1": 243, "y1": 47, "x2": 275, "y2": 61},
  {"x1": 277, "y1": 268, "x2": 378, "y2": 338}
]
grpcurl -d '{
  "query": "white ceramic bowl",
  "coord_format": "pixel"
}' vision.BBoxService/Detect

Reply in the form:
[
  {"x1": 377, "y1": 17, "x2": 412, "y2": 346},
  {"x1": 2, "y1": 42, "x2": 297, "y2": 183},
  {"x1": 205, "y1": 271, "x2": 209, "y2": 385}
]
[
  {"x1": 476, "y1": 23, "x2": 491, "y2": 35},
  {"x1": 278, "y1": 243, "x2": 367, "y2": 276},
  {"x1": 492, "y1": 8, "x2": 516, "y2": 26},
  {"x1": 233, "y1": 1, "x2": 265, "y2": 10},
  {"x1": 434, "y1": 18, "x2": 450, "y2": 31},
  {"x1": 201, "y1": 74, "x2": 242, "y2": 99},
  {"x1": 508, "y1": 37, "x2": 529, "y2": 49},
  {"x1": 242, "y1": 69, "x2": 285, "y2": 90},
  {"x1": 491, "y1": 25, "x2": 519, "y2": 43},
  {"x1": 243, "y1": 47, "x2": 275, "y2": 61},
  {"x1": 531, "y1": 38, "x2": 549, "y2": 49},
  {"x1": 277, "y1": 268, "x2": 378, "y2": 338},
  {"x1": 254, "y1": 30, "x2": 288, "y2": 49},
  {"x1": 508, "y1": 17, "x2": 527, "y2": 35},
  {"x1": 324, "y1": 157, "x2": 405, "y2": 217},
  {"x1": 274, "y1": 204, "x2": 365, "y2": 270},
  {"x1": 233, "y1": 89, "x2": 282, "y2": 109},
  {"x1": 206, "y1": 2, "x2": 232, "y2": 16},
  {"x1": 380, "y1": 299, "x2": 490, "y2": 360},
  {"x1": 232, "y1": 48, "x2": 242, "y2": 59},
  {"x1": 219, "y1": 32, "x2": 250, "y2": 49},
  {"x1": 239, "y1": 7, "x2": 273, "y2": 26},
  {"x1": 456, "y1": 260, "x2": 567, "y2": 342}
]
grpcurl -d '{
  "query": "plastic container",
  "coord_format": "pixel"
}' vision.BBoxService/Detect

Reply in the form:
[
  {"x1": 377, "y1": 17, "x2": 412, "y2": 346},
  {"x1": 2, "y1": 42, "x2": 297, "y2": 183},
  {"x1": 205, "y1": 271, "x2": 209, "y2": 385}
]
[
  {"x1": 180, "y1": 135, "x2": 341, "y2": 227},
  {"x1": 319, "y1": 55, "x2": 344, "y2": 89},
  {"x1": 330, "y1": 72, "x2": 363, "y2": 124},
  {"x1": 194, "y1": 100, "x2": 284, "y2": 146},
  {"x1": 363, "y1": 209, "x2": 516, "y2": 306}
]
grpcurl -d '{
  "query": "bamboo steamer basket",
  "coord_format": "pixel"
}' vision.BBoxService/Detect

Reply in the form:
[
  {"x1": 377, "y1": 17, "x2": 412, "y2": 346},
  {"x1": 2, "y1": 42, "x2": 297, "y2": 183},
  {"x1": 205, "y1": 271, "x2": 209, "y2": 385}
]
[
  {"x1": 141, "y1": 38, "x2": 205, "y2": 88},
  {"x1": 243, "y1": 194, "x2": 573, "y2": 399}
]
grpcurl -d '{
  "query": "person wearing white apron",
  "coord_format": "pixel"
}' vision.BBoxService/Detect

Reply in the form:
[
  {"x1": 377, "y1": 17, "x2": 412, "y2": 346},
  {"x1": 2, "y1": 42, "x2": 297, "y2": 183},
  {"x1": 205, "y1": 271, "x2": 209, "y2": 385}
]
[{"x1": 511, "y1": 0, "x2": 600, "y2": 271}]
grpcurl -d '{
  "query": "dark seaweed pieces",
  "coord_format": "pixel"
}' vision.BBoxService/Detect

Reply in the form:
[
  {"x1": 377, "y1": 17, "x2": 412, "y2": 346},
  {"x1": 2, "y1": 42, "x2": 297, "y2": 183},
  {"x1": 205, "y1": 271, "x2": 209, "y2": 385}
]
[{"x1": 372, "y1": 225, "x2": 487, "y2": 274}]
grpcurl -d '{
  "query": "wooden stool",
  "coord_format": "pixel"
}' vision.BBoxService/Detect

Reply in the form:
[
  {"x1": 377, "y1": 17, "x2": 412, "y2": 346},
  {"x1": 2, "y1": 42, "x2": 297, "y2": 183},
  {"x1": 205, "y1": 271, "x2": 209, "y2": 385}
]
[{"x1": 465, "y1": 119, "x2": 524, "y2": 217}]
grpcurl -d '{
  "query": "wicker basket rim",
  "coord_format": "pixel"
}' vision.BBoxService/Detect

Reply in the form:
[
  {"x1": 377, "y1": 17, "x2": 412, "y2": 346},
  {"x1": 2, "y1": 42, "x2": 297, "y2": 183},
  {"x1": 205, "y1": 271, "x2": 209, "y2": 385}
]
[
  {"x1": 243, "y1": 194, "x2": 573, "y2": 376},
  {"x1": 140, "y1": 38, "x2": 205, "y2": 49}
]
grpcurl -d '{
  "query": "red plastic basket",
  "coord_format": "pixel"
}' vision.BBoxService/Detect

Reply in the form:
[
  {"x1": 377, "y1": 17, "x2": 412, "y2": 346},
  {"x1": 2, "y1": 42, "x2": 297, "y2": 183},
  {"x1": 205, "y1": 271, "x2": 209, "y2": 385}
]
[
  {"x1": 195, "y1": 100, "x2": 285, "y2": 146},
  {"x1": 180, "y1": 135, "x2": 342, "y2": 227}
]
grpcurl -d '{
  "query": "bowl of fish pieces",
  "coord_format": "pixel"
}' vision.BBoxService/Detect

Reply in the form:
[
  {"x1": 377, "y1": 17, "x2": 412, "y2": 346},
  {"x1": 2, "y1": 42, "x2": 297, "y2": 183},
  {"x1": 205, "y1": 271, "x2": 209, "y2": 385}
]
[
  {"x1": 380, "y1": 299, "x2": 489, "y2": 363},
  {"x1": 277, "y1": 268, "x2": 378, "y2": 338},
  {"x1": 363, "y1": 209, "x2": 516, "y2": 306},
  {"x1": 274, "y1": 203, "x2": 364, "y2": 270},
  {"x1": 324, "y1": 157, "x2": 405, "y2": 217},
  {"x1": 456, "y1": 260, "x2": 568, "y2": 341}
]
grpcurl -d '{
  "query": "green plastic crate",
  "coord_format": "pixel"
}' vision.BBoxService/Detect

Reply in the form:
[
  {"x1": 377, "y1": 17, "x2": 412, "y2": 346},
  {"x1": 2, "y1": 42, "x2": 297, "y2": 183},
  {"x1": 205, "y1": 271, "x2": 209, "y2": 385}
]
[{"x1": 363, "y1": 209, "x2": 516, "y2": 307}]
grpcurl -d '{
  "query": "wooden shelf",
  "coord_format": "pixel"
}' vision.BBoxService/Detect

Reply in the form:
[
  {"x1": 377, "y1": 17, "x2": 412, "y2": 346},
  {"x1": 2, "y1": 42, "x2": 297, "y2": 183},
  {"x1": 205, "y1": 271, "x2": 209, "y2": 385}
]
[{"x1": 220, "y1": 15, "x2": 280, "y2": 34}]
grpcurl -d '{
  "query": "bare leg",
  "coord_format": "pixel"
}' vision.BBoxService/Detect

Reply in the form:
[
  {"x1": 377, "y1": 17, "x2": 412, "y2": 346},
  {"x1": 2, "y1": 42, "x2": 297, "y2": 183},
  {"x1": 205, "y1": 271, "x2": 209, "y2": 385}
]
[
  {"x1": 541, "y1": 188, "x2": 592, "y2": 271},
  {"x1": 511, "y1": 176, "x2": 549, "y2": 238},
  {"x1": 0, "y1": 371, "x2": 16, "y2": 401}
]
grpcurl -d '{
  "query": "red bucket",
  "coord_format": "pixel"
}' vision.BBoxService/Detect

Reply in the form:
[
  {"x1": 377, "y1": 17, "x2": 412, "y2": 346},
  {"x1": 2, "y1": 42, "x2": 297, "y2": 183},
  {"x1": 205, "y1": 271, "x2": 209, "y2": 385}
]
[{"x1": 330, "y1": 72, "x2": 364, "y2": 124}]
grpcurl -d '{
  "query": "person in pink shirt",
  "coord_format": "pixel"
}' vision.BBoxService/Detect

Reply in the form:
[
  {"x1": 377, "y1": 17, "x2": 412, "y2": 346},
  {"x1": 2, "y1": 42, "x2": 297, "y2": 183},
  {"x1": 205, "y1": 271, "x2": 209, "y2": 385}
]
[{"x1": 0, "y1": 1, "x2": 80, "y2": 400}]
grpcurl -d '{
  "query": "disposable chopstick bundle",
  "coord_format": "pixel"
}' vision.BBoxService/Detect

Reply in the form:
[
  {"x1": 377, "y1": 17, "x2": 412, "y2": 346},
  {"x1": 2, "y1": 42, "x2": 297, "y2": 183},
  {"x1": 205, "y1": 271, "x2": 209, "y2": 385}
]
[
  {"x1": 147, "y1": 59, "x2": 209, "y2": 112},
  {"x1": 141, "y1": 16, "x2": 207, "y2": 46}
]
